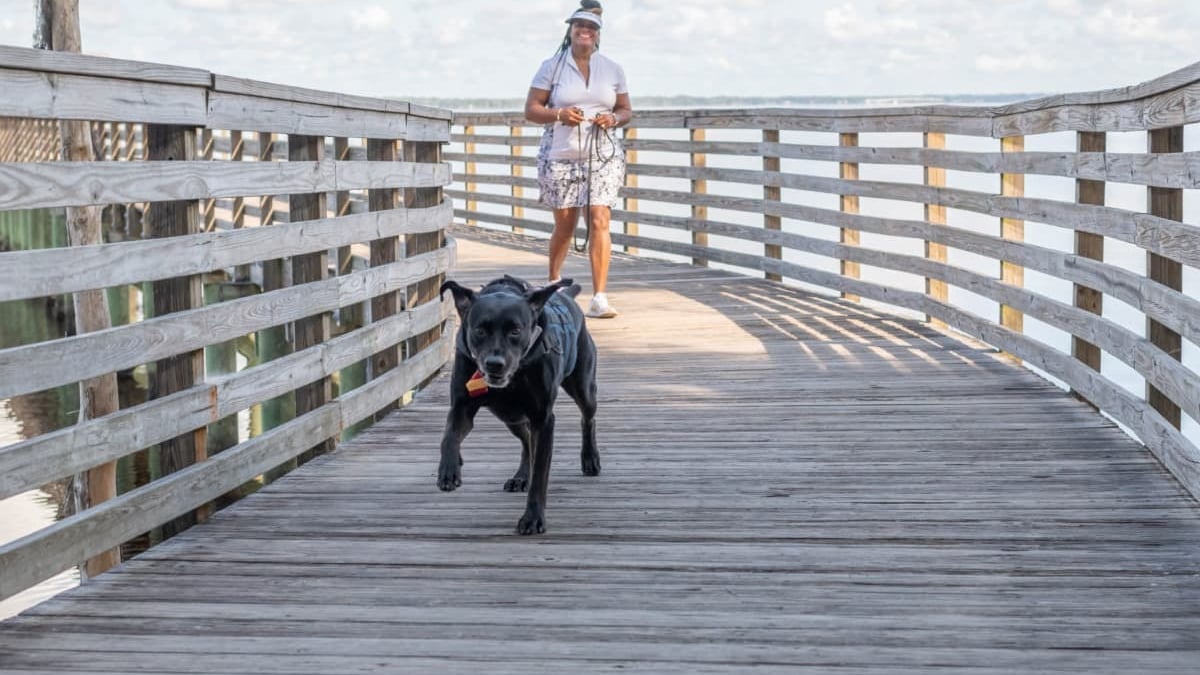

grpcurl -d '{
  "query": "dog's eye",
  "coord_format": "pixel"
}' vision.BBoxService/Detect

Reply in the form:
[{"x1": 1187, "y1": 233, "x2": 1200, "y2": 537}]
[
  {"x1": 509, "y1": 327, "x2": 522, "y2": 337},
  {"x1": 472, "y1": 327, "x2": 486, "y2": 338}
]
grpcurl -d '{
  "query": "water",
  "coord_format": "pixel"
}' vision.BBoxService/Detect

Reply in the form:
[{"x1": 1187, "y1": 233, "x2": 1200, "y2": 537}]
[{"x1": 0, "y1": 399, "x2": 79, "y2": 620}]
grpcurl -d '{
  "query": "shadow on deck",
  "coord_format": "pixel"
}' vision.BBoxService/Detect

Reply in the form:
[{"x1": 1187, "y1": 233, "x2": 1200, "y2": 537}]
[{"x1": 2, "y1": 226, "x2": 1199, "y2": 673}]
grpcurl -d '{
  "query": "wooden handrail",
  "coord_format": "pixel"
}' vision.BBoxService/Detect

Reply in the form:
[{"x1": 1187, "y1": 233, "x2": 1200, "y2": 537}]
[
  {"x1": 0, "y1": 46, "x2": 454, "y2": 601},
  {"x1": 448, "y1": 60, "x2": 1200, "y2": 505}
]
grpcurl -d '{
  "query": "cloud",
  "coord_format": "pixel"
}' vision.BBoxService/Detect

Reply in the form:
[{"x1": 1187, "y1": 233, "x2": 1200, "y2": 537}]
[
  {"x1": 351, "y1": 5, "x2": 391, "y2": 31},
  {"x1": 823, "y1": 3, "x2": 918, "y2": 41},
  {"x1": 172, "y1": 0, "x2": 233, "y2": 9},
  {"x1": 976, "y1": 53, "x2": 1052, "y2": 73}
]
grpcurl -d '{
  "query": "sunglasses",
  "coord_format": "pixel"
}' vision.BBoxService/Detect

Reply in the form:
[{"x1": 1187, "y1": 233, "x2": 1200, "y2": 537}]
[{"x1": 572, "y1": 21, "x2": 600, "y2": 31}]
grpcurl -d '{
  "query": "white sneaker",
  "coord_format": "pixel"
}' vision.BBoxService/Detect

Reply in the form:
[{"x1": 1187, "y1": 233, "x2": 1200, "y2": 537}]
[{"x1": 586, "y1": 293, "x2": 618, "y2": 319}]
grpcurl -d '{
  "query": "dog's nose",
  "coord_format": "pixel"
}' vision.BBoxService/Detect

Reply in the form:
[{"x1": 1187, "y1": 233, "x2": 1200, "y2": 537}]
[{"x1": 483, "y1": 356, "x2": 506, "y2": 375}]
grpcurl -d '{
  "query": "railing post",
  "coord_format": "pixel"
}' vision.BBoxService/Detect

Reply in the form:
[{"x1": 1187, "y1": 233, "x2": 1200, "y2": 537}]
[
  {"x1": 763, "y1": 128, "x2": 781, "y2": 282},
  {"x1": 923, "y1": 132, "x2": 947, "y2": 327},
  {"x1": 999, "y1": 135, "x2": 1025, "y2": 353},
  {"x1": 1147, "y1": 126, "x2": 1183, "y2": 428},
  {"x1": 839, "y1": 132, "x2": 860, "y2": 301},
  {"x1": 289, "y1": 134, "x2": 333, "y2": 460},
  {"x1": 368, "y1": 137, "x2": 402, "y2": 419},
  {"x1": 622, "y1": 125, "x2": 639, "y2": 255},
  {"x1": 464, "y1": 124, "x2": 477, "y2": 226},
  {"x1": 254, "y1": 130, "x2": 295, "y2": 456},
  {"x1": 510, "y1": 125, "x2": 524, "y2": 234},
  {"x1": 145, "y1": 122, "x2": 206, "y2": 538},
  {"x1": 1072, "y1": 131, "x2": 1105, "y2": 405},
  {"x1": 331, "y1": 136, "x2": 366, "y2": 438},
  {"x1": 690, "y1": 127, "x2": 708, "y2": 267},
  {"x1": 405, "y1": 140, "x2": 445, "y2": 370}
]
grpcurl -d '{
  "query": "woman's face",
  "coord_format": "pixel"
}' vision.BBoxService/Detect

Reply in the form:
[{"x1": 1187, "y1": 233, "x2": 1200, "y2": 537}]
[{"x1": 570, "y1": 19, "x2": 599, "y2": 49}]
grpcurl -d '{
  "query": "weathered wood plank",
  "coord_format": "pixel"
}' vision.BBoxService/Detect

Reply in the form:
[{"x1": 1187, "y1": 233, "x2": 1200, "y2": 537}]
[
  {"x1": 207, "y1": 91, "x2": 410, "y2": 139},
  {"x1": 0, "y1": 159, "x2": 451, "y2": 210},
  {"x1": 211, "y1": 74, "x2": 410, "y2": 115},
  {"x1": 0, "y1": 333, "x2": 449, "y2": 603},
  {"x1": 0, "y1": 44, "x2": 211, "y2": 86},
  {"x1": 0, "y1": 202, "x2": 451, "y2": 302},
  {"x1": 0, "y1": 247, "x2": 453, "y2": 399},
  {"x1": 0, "y1": 67, "x2": 207, "y2": 124},
  {"x1": 4, "y1": 229, "x2": 1199, "y2": 672}
]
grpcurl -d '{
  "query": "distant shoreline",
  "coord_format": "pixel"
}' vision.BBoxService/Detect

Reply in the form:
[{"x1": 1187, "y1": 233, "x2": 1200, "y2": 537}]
[{"x1": 405, "y1": 93, "x2": 1045, "y2": 112}]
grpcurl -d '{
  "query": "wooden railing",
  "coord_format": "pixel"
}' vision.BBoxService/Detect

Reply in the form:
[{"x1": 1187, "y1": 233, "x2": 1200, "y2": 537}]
[
  {"x1": 451, "y1": 62, "x2": 1200, "y2": 502},
  {"x1": 0, "y1": 45, "x2": 455, "y2": 600}
]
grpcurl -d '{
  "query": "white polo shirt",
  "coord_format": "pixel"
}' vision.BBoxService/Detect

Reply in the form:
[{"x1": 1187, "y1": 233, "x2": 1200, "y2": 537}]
[{"x1": 531, "y1": 51, "x2": 628, "y2": 161}]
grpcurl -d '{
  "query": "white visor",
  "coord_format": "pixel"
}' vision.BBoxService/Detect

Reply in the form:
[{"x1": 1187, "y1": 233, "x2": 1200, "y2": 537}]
[{"x1": 565, "y1": 10, "x2": 602, "y2": 29}]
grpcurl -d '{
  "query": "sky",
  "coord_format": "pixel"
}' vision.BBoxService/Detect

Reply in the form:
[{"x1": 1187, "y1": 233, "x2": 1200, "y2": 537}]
[{"x1": 0, "y1": 0, "x2": 1196, "y2": 102}]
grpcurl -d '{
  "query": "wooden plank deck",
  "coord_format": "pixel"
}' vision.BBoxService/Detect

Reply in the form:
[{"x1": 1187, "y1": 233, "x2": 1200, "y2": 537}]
[{"x1": 2, "y1": 226, "x2": 1200, "y2": 673}]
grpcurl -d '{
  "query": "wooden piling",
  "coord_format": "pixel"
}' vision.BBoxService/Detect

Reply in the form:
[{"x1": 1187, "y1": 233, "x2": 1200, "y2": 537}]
[
  {"x1": 145, "y1": 122, "x2": 206, "y2": 538},
  {"x1": 368, "y1": 137, "x2": 402, "y2": 419},
  {"x1": 288, "y1": 134, "x2": 333, "y2": 460}
]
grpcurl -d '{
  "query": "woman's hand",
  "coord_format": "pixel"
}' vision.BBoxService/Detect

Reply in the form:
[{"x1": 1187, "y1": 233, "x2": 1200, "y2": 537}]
[
  {"x1": 559, "y1": 107, "x2": 586, "y2": 127},
  {"x1": 594, "y1": 112, "x2": 618, "y2": 129}
]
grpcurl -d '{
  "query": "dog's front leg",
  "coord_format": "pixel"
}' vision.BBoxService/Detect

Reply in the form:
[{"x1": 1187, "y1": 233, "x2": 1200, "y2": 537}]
[
  {"x1": 503, "y1": 420, "x2": 532, "y2": 492},
  {"x1": 516, "y1": 412, "x2": 555, "y2": 535},
  {"x1": 438, "y1": 403, "x2": 476, "y2": 491}
]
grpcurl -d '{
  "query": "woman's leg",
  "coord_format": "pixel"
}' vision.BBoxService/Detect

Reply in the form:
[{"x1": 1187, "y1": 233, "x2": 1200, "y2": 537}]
[
  {"x1": 548, "y1": 207, "x2": 579, "y2": 282},
  {"x1": 587, "y1": 205, "x2": 612, "y2": 294}
]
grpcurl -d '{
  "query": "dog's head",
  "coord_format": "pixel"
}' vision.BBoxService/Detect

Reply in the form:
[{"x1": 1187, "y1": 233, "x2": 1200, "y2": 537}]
[{"x1": 440, "y1": 276, "x2": 574, "y2": 388}]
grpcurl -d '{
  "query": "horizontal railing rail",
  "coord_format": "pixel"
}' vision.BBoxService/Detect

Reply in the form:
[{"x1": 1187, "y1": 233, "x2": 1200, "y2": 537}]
[
  {"x1": 451, "y1": 60, "x2": 1200, "y2": 502},
  {"x1": 0, "y1": 45, "x2": 454, "y2": 601}
]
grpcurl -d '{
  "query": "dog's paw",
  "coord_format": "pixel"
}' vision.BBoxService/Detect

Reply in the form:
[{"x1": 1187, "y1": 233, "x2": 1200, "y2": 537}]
[
  {"x1": 503, "y1": 473, "x2": 528, "y2": 492},
  {"x1": 581, "y1": 450, "x2": 601, "y2": 477},
  {"x1": 516, "y1": 509, "x2": 545, "y2": 535},
  {"x1": 437, "y1": 459, "x2": 462, "y2": 492}
]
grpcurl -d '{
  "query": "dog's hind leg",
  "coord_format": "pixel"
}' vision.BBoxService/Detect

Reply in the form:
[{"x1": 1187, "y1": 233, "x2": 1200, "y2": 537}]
[
  {"x1": 562, "y1": 340, "x2": 601, "y2": 477},
  {"x1": 503, "y1": 420, "x2": 532, "y2": 492}
]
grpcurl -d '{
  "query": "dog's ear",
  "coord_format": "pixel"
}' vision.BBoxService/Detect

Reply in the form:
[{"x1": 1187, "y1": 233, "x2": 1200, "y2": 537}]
[
  {"x1": 502, "y1": 274, "x2": 532, "y2": 291},
  {"x1": 439, "y1": 280, "x2": 476, "y2": 320},
  {"x1": 526, "y1": 277, "x2": 573, "y2": 315}
]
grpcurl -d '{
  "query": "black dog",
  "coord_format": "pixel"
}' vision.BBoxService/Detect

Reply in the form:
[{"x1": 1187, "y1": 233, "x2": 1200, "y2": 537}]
[{"x1": 437, "y1": 275, "x2": 600, "y2": 534}]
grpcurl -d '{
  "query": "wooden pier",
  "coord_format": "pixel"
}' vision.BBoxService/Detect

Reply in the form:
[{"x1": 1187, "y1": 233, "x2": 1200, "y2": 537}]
[
  {"x1": 3, "y1": 44, "x2": 1200, "y2": 673},
  {"x1": 1, "y1": 228, "x2": 1198, "y2": 672}
]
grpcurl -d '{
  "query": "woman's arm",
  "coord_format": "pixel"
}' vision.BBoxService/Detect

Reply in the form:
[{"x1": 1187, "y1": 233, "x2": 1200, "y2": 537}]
[{"x1": 524, "y1": 87, "x2": 584, "y2": 126}]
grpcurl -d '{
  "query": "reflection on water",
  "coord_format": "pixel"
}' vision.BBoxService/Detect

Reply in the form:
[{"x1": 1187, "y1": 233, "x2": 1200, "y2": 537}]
[
  {"x1": 0, "y1": 487, "x2": 79, "y2": 620},
  {"x1": 0, "y1": 292, "x2": 80, "y2": 617}
]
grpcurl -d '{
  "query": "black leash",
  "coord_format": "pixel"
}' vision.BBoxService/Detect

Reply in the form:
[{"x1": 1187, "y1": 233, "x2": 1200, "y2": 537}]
[{"x1": 573, "y1": 121, "x2": 617, "y2": 253}]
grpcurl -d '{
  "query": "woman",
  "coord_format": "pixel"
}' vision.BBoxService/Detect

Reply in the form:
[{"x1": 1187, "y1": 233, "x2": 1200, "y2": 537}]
[{"x1": 524, "y1": 0, "x2": 633, "y2": 318}]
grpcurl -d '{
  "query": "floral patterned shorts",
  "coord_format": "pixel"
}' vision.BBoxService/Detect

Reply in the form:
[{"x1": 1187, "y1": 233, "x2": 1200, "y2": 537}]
[{"x1": 536, "y1": 126, "x2": 626, "y2": 209}]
